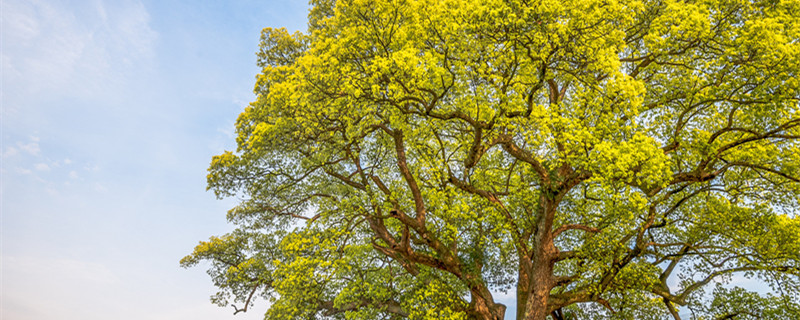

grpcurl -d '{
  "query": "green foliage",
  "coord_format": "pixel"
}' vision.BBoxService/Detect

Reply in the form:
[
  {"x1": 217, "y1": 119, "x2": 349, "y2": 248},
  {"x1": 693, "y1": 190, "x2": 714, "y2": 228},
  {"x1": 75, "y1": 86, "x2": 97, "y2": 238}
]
[
  {"x1": 185, "y1": 0, "x2": 800, "y2": 319},
  {"x1": 698, "y1": 286, "x2": 800, "y2": 319}
]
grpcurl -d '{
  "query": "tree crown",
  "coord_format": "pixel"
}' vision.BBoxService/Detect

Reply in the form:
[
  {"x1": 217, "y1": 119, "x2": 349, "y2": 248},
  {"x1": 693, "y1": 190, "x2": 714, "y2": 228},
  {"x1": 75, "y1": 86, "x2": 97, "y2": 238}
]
[{"x1": 184, "y1": 0, "x2": 800, "y2": 319}]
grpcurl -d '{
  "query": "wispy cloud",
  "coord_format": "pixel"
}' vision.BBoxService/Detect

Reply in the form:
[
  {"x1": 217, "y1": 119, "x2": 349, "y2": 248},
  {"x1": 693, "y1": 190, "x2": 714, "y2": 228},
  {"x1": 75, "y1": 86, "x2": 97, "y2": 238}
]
[
  {"x1": 2, "y1": 136, "x2": 41, "y2": 158},
  {"x1": 2, "y1": 146, "x2": 19, "y2": 158},
  {"x1": 16, "y1": 138, "x2": 40, "y2": 156},
  {"x1": 2, "y1": 0, "x2": 157, "y2": 101}
]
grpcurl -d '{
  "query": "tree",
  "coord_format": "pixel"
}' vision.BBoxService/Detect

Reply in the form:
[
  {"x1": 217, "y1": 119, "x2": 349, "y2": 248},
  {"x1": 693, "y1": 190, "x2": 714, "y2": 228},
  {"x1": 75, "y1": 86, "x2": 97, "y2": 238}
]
[{"x1": 182, "y1": 0, "x2": 800, "y2": 319}]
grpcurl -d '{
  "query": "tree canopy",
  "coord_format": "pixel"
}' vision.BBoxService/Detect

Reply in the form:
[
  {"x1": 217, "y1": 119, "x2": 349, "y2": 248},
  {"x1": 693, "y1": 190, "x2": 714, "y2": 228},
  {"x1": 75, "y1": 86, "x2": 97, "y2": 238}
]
[{"x1": 182, "y1": 0, "x2": 800, "y2": 319}]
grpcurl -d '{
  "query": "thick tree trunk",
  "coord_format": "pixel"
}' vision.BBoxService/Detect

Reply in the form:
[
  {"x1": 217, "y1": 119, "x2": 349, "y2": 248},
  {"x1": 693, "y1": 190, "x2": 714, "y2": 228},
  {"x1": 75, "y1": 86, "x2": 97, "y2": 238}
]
[
  {"x1": 523, "y1": 250, "x2": 554, "y2": 320},
  {"x1": 520, "y1": 197, "x2": 559, "y2": 320}
]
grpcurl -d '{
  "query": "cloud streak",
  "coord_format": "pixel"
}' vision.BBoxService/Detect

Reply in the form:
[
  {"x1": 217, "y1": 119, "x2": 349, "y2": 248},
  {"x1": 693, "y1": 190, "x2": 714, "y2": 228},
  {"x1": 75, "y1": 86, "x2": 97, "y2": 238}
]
[{"x1": 2, "y1": 0, "x2": 157, "y2": 102}]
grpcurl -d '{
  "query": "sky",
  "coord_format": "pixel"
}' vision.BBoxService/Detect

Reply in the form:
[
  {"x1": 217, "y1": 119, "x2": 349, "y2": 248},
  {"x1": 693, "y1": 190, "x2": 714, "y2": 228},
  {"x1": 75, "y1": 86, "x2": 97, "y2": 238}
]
[{"x1": 1, "y1": 1, "x2": 307, "y2": 319}]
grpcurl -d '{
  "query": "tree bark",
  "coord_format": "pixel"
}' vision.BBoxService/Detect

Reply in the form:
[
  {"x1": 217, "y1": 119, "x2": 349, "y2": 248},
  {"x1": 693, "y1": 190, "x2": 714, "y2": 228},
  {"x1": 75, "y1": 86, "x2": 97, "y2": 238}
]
[
  {"x1": 516, "y1": 258, "x2": 532, "y2": 320},
  {"x1": 521, "y1": 196, "x2": 559, "y2": 320},
  {"x1": 523, "y1": 248, "x2": 555, "y2": 320}
]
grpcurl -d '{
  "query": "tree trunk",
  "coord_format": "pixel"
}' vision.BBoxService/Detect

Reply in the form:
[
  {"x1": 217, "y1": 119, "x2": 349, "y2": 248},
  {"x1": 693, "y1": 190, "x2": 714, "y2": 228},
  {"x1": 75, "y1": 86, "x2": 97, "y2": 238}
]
[
  {"x1": 516, "y1": 259, "x2": 532, "y2": 320},
  {"x1": 521, "y1": 197, "x2": 558, "y2": 320},
  {"x1": 523, "y1": 250, "x2": 554, "y2": 320}
]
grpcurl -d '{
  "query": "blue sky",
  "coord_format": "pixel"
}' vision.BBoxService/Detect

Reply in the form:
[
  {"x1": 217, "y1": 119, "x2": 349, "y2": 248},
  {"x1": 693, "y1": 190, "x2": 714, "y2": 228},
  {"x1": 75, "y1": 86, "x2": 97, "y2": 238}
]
[{"x1": 1, "y1": 1, "x2": 307, "y2": 319}]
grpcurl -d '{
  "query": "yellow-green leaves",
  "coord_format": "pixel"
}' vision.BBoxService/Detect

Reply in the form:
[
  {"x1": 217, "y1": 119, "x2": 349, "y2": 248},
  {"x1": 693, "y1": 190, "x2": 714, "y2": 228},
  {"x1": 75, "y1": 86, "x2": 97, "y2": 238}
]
[
  {"x1": 404, "y1": 278, "x2": 469, "y2": 320},
  {"x1": 189, "y1": 0, "x2": 800, "y2": 318},
  {"x1": 646, "y1": 0, "x2": 712, "y2": 51},
  {"x1": 589, "y1": 133, "x2": 673, "y2": 188}
]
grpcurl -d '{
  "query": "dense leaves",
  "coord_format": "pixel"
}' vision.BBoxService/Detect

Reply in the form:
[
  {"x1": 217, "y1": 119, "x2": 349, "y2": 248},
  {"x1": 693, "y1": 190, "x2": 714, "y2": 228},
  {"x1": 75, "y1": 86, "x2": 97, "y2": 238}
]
[{"x1": 184, "y1": 0, "x2": 800, "y2": 319}]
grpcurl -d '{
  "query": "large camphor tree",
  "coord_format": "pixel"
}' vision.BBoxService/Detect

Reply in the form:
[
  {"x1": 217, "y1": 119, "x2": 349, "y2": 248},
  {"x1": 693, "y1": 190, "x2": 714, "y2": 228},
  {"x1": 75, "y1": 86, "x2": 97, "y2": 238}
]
[{"x1": 182, "y1": 0, "x2": 800, "y2": 319}]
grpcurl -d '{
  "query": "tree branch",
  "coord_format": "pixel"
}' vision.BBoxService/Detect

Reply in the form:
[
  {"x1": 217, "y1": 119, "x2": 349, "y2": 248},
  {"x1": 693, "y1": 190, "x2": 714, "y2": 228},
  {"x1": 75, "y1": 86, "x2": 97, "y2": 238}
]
[{"x1": 552, "y1": 224, "x2": 600, "y2": 239}]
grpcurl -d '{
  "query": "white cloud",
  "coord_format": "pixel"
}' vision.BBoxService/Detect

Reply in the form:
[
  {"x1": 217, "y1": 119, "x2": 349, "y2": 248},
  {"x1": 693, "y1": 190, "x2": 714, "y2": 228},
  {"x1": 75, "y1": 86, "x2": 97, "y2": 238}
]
[
  {"x1": 3, "y1": 0, "x2": 91, "y2": 95},
  {"x1": 16, "y1": 140, "x2": 40, "y2": 155},
  {"x1": 2, "y1": 0, "x2": 158, "y2": 100},
  {"x1": 69, "y1": 170, "x2": 79, "y2": 179},
  {"x1": 64, "y1": 158, "x2": 73, "y2": 165},
  {"x1": 34, "y1": 163, "x2": 50, "y2": 171},
  {"x1": 15, "y1": 167, "x2": 32, "y2": 175},
  {"x1": 2, "y1": 146, "x2": 19, "y2": 158},
  {"x1": 110, "y1": 1, "x2": 157, "y2": 61},
  {"x1": 1, "y1": 1, "x2": 39, "y2": 40}
]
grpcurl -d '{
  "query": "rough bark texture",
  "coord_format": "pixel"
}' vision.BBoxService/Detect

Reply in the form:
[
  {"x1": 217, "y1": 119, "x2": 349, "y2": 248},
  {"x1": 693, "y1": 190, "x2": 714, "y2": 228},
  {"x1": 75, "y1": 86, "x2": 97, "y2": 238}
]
[
  {"x1": 516, "y1": 259, "x2": 532, "y2": 320},
  {"x1": 521, "y1": 195, "x2": 561, "y2": 320}
]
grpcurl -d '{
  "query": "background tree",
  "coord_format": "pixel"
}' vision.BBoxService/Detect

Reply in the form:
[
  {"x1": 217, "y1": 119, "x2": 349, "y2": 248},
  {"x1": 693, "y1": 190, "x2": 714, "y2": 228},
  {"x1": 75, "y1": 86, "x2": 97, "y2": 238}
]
[{"x1": 182, "y1": 0, "x2": 800, "y2": 319}]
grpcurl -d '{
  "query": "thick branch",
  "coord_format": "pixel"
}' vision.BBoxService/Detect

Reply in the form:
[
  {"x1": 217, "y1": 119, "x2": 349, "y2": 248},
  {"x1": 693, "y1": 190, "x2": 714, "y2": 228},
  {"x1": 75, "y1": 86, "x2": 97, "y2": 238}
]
[
  {"x1": 386, "y1": 127, "x2": 427, "y2": 224},
  {"x1": 552, "y1": 224, "x2": 600, "y2": 238},
  {"x1": 498, "y1": 134, "x2": 550, "y2": 184}
]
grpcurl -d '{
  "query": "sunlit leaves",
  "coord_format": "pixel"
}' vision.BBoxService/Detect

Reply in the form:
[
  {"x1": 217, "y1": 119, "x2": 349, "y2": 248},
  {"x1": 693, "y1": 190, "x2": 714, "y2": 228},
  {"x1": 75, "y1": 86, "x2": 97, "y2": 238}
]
[{"x1": 188, "y1": 0, "x2": 800, "y2": 318}]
